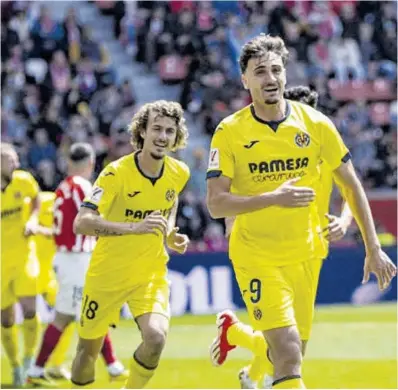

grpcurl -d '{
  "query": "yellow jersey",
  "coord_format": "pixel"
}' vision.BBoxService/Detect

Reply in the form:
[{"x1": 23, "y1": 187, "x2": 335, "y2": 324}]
[
  {"x1": 207, "y1": 101, "x2": 349, "y2": 267},
  {"x1": 82, "y1": 151, "x2": 190, "y2": 291},
  {"x1": 35, "y1": 192, "x2": 57, "y2": 269},
  {"x1": 1, "y1": 170, "x2": 40, "y2": 267}
]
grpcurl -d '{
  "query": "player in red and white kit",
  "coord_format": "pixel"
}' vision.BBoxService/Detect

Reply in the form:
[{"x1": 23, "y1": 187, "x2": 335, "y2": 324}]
[{"x1": 27, "y1": 143, "x2": 128, "y2": 386}]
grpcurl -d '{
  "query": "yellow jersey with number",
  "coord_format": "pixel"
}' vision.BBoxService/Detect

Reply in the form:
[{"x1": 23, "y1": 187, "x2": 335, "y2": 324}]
[
  {"x1": 82, "y1": 151, "x2": 190, "y2": 291},
  {"x1": 1, "y1": 170, "x2": 40, "y2": 267},
  {"x1": 207, "y1": 101, "x2": 350, "y2": 267}
]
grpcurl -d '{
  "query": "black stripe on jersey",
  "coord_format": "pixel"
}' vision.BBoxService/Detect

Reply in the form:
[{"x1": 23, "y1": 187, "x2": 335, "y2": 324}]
[
  {"x1": 81, "y1": 201, "x2": 98, "y2": 210},
  {"x1": 206, "y1": 170, "x2": 222, "y2": 179},
  {"x1": 341, "y1": 152, "x2": 352, "y2": 163}
]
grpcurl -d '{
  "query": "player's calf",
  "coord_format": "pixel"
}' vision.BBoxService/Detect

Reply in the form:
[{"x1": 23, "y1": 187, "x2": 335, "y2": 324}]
[
  {"x1": 264, "y1": 326, "x2": 304, "y2": 388},
  {"x1": 71, "y1": 336, "x2": 104, "y2": 386},
  {"x1": 125, "y1": 313, "x2": 169, "y2": 389}
]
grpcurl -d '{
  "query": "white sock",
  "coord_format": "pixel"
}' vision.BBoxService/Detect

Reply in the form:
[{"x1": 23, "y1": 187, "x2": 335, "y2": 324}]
[
  {"x1": 28, "y1": 365, "x2": 45, "y2": 377},
  {"x1": 107, "y1": 360, "x2": 125, "y2": 376}
]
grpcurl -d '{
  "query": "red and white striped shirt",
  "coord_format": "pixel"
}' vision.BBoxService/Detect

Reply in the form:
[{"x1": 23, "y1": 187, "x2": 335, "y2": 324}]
[{"x1": 54, "y1": 175, "x2": 96, "y2": 253}]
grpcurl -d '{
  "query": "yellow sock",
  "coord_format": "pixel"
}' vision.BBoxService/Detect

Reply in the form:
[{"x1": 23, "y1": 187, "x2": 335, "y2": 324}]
[
  {"x1": 248, "y1": 330, "x2": 274, "y2": 381},
  {"x1": 1, "y1": 325, "x2": 21, "y2": 367},
  {"x1": 125, "y1": 355, "x2": 156, "y2": 389},
  {"x1": 48, "y1": 322, "x2": 76, "y2": 367},
  {"x1": 23, "y1": 315, "x2": 40, "y2": 358},
  {"x1": 227, "y1": 323, "x2": 267, "y2": 356},
  {"x1": 247, "y1": 355, "x2": 267, "y2": 382},
  {"x1": 273, "y1": 376, "x2": 305, "y2": 388}
]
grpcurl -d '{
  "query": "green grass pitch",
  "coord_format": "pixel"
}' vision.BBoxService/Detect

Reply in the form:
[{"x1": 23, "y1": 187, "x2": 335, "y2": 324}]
[{"x1": 1, "y1": 303, "x2": 396, "y2": 388}]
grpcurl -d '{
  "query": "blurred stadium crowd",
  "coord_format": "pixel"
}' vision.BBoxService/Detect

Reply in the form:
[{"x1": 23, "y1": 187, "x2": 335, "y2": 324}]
[{"x1": 1, "y1": 0, "x2": 397, "y2": 251}]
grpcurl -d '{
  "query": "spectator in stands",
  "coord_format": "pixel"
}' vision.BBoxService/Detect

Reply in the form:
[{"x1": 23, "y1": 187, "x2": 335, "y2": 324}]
[
  {"x1": 44, "y1": 50, "x2": 71, "y2": 95},
  {"x1": 28, "y1": 128, "x2": 57, "y2": 169},
  {"x1": 30, "y1": 5, "x2": 65, "y2": 61},
  {"x1": 74, "y1": 56, "x2": 98, "y2": 101},
  {"x1": 177, "y1": 190, "x2": 209, "y2": 244},
  {"x1": 35, "y1": 159, "x2": 58, "y2": 191},
  {"x1": 329, "y1": 35, "x2": 365, "y2": 82},
  {"x1": 187, "y1": 147, "x2": 207, "y2": 199}
]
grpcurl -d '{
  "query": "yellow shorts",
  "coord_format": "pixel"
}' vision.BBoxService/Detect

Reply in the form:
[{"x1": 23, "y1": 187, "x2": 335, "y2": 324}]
[
  {"x1": 1, "y1": 255, "x2": 39, "y2": 310},
  {"x1": 234, "y1": 258, "x2": 323, "y2": 340},
  {"x1": 78, "y1": 276, "x2": 170, "y2": 339}
]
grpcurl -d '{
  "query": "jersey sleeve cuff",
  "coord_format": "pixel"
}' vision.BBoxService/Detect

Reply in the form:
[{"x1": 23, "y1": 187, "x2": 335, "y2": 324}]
[
  {"x1": 206, "y1": 170, "x2": 222, "y2": 179},
  {"x1": 341, "y1": 152, "x2": 352, "y2": 163},
  {"x1": 81, "y1": 201, "x2": 98, "y2": 210}
]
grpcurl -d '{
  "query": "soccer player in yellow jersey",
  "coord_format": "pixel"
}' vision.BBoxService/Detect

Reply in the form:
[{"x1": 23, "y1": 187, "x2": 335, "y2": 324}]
[
  {"x1": 213, "y1": 86, "x2": 353, "y2": 389},
  {"x1": 30, "y1": 191, "x2": 76, "y2": 380},
  {"x1": 70, "y1": 100, "x2": 190, "y2": 388},
  {"x1": 206, "y1": 34, "x2": 396, "y2": 389},
  {"x1": 1, "y1": 143, "x2": 41, "y2": 386}
]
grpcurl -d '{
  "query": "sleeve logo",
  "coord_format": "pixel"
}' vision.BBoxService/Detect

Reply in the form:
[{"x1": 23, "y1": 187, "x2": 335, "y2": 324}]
[
  {"x1": 90, "y1": 186, "x2": 104, "y2": 203},
  {"x1": 208, "y1": 148, "x2": 220, "y2": 169}
]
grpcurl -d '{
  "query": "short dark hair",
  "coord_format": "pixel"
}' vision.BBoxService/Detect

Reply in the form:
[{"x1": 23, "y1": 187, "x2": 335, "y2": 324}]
[
  {"x1": 284, "y1": 86, "x2": 318, "y2": 109},
  {"x1": 69, "y1": 143, "x2": 95, "y2": 163},
  {"x1": 239, "y1": 34, "x2": 289, "y2": 74}
]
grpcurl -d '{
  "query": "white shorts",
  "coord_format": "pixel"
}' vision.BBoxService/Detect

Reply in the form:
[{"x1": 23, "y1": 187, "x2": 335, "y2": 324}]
[{"x1": 53, "y1": 252, "x2": 91, "y2": 317}]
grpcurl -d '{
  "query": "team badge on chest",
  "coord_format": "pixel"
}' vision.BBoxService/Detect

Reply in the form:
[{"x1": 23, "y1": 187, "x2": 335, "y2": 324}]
[
  {"x1": 165, "y1": 189, "x2": 176, "y2": 202},
  {"x1": 294, "y1": 132, "x2": 310, "y2": 148}
]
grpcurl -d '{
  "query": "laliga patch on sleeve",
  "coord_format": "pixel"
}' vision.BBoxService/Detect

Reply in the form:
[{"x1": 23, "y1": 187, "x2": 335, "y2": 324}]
[
  {"x1": 208, "y1": 148, "x2": 220, "y2": 169},
  {"x1": 90, "y1": 186, "x2": 104, "y2": 203}
]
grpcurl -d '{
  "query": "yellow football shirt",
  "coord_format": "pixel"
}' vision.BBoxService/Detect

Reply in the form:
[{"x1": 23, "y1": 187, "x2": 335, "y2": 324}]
[
  {"x1": 207, "y1": 101, "x2": 350, "y2": 267},
  {"x1": 34, "y1": 192, "x2": 57, "y2": 268},
  {"x1": 82, "y1": 151, "x2": 190, "y2": 291},
  {"x1": 1, "y1": 170, "x2": 40, "y2": 267}
]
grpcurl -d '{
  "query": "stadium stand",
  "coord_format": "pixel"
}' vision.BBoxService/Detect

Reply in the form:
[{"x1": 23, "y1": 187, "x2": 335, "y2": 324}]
[{"x1": 1, "y1": 0, "x2": 396, "y2": 250}]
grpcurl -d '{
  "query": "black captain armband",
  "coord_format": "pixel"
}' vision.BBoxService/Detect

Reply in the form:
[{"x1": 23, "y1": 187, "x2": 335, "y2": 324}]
[
  {"x1": 206, "y1": 170, "x2": 222, "y2": 179},
  {"x1": 81, "y1": 202, "x2": 98, "y2": 210},
  {"x1": 341, "y1": 152, "x2": 352, "y2": 163}
]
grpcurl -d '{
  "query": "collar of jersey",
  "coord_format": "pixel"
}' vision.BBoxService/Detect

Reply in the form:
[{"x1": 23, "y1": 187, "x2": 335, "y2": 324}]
[
  {"x1": 249, "y1": 100, "x2": 291, "y2": 132},
  {"x1": 134, "y1": 151, "x2": 165, "y2": 186}
]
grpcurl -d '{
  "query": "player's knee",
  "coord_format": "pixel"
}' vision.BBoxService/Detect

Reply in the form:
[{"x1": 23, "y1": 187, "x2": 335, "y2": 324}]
[
  {"x1": 72, "y1": 342, "x2": 97, "y2": 377},
  {"x1": 143, "y1": 327, "x2": 167, "y2": 355},
  {"x1": 22, "y1": 307, "x2": 37, "y2": 319},
  {"x1": 19, "y1": 298, "x2": 36, "y2": 319},
  {"x1": 1, "y1": 316, "x2": 15, "y2": 328}
]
